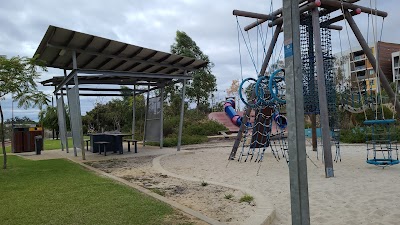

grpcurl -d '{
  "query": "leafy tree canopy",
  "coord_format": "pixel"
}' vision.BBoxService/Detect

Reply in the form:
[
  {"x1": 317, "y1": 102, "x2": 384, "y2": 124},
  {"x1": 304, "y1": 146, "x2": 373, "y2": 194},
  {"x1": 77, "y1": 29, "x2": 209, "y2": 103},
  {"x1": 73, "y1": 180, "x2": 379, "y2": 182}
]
[
  {"x1": 0, "y1": 55, "x2": 49, "y2": 169},
  {"x1": 169, "y1": 31, "x2": 217, "y2": 113}
]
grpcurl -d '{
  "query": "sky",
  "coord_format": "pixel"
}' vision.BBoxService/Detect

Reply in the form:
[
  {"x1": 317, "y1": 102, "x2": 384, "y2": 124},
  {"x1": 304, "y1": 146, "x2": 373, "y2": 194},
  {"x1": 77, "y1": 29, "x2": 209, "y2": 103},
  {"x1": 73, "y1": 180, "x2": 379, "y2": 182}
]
[{"x1": 0, "y1": 0, "x2": 398, "y2": 121}]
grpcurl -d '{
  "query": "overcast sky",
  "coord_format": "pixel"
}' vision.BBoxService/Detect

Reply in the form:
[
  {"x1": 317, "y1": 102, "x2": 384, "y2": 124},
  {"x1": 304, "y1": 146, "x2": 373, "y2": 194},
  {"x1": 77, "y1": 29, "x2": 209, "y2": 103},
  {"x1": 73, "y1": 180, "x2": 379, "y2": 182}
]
[{"x1": 1, "y1": 0, "x2": 398, "y2": 121}]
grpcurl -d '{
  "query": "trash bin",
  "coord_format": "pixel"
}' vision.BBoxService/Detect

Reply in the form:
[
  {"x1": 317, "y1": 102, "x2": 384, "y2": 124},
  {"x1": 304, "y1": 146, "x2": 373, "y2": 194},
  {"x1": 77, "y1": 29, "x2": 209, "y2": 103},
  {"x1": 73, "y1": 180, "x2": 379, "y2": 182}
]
[{"x1": 35, "y1": 136, "x2": 43, "y2": 155}]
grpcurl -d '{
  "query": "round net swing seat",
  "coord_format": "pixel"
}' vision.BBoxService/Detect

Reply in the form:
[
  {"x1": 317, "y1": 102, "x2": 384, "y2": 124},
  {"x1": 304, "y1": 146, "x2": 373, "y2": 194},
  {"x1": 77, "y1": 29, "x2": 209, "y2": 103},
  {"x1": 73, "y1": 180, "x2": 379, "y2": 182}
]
[
  {"x1": 363, "y1": 119, "x2": 396, "y2": 125},
  {"x1": 364, "y1": 119, "x2": 399, "y2": 167},
  {"x1": 366, "y1": 158, "x2": 400, "y2": 166}
]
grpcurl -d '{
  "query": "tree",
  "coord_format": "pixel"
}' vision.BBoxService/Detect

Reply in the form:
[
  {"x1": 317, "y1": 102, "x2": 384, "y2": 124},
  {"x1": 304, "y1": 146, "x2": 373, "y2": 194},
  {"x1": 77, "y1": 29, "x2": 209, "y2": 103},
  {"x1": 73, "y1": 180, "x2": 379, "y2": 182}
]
[
  {"x1": 267, "y1": 60, "x2": 284, "y2": 75},
  {"x1": 170, "y1": 31, "x2": 217, "y2": 113},
  {"x1": 39, "y1": 106, "x2": 58, "y2": 138},
  {"x1": 226, "y1": 79, "x2": 240, "y2": 110},
  {"x1": 0, "y1": 56, "x2": 49, "y2": 169},
  {"x1": 82, "y1": 87, "x2": 146, "y2": 136},
  {"x1": 39, "y1": 106, "x2": 70, "y2": 139},
  {"x1": 5, "y1": 116, "x2": 36, "y2": 124}
]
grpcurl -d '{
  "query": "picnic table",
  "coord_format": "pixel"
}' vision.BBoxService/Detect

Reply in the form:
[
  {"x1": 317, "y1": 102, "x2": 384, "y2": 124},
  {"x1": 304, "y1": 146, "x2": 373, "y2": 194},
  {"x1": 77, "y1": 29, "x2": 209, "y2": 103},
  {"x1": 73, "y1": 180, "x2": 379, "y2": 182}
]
[{"x1": 89, "y1": 133, "x2": 131, "y2": 154}]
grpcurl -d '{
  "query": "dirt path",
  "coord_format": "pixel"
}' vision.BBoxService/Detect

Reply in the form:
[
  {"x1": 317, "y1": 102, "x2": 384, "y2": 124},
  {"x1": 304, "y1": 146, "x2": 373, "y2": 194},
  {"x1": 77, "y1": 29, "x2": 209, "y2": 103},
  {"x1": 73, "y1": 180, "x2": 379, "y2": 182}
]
[{"x1": 86, "y1": 155, "x2": 256, "y2": 225}]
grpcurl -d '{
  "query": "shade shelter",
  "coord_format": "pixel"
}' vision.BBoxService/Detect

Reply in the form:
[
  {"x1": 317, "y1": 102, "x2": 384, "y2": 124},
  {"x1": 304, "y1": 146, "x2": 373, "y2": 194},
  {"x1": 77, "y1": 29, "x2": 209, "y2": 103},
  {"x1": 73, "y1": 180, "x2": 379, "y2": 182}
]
[{"x1": 35, "y1": 25, "x2": 208, "y2": 159}]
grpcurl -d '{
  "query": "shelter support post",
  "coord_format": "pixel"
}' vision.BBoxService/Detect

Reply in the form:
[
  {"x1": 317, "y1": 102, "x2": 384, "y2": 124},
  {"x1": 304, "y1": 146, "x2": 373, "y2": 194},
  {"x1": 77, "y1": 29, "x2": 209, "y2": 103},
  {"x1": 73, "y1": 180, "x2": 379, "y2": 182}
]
[
  {"x1": 132, "y1": 85, "x2": 136, "y2": 140},
  {"x1": 51, "y1": 96, "x2": 55, "y2": 139},
  {"x1": 143, "y1": 85, "x2": 150, "y2": 146},
  {"x1": 160, "y1": 87, "x2": 164, "y2": 149},
  {"x1": 177, "y1": 79, "x2": 186, "y2": 151},
  {"x1": 64, "y1": 69, "x2": 73, "y2": 155},
  {"x1": 283, "y1": 0, "x2": 310, "y2": 224},
  {"x1": 229, "y1": 22, "x2": 282, "y2": 159},
  {"x1": 72, "y1": 51, "x2": 85, "y2": 160},
  {"x1": 61, "y1": 69, "x2": 71, "y2": 156},
  {"x1": 312, "y1": 8, "x2": 334, "y2": 177},
  {"x1": 55, "y1": 86, "x2": 63, "y2": 152},
  {"x1": 344, "y1": 10, "x2": 400, "y2": 117}
]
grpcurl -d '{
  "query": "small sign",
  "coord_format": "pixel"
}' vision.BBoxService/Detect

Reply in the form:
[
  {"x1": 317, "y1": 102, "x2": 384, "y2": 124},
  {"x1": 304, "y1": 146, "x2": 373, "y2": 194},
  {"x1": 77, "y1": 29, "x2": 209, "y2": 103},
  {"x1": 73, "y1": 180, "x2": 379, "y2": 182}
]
[{"x1": 284, "y1": 43, "x2": 293, "y2": 58}]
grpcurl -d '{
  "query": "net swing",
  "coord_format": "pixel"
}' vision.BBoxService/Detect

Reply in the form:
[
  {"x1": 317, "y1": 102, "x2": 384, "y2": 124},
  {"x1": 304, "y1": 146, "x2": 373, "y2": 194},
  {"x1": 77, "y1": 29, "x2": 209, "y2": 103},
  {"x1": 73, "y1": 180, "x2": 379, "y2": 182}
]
[{"x1": 338, "y1": 0, "x2": 399, "y2": 167}]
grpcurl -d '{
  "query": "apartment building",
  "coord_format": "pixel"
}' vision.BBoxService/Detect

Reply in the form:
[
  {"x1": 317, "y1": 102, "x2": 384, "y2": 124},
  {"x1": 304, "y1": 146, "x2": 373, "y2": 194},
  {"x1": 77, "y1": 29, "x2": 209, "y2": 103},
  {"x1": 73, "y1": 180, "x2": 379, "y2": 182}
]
[
  {"x1": 392, "y1": 51, "x2": 400, "y2": 92},
  {"x1": 334, "y1": 41, "x2": 400, "y2": 93}
]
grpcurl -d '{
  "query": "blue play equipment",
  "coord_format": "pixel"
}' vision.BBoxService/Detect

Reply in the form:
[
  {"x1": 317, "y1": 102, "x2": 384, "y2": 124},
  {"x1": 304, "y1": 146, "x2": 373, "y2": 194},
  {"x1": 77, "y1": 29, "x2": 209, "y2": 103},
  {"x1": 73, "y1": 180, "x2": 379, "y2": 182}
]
[
  {"x1": 364, "y1": 119, "x2": 399, "y2": 167},
  {"x1": 268, "y1": 69, "x2": 286, "y2": 104},
  {"x1": 239, "y1": 69, "x2": 286, "y2": 109},
  {"x1": 224, "y1": 98, "x2": 245, "y2": 126}
]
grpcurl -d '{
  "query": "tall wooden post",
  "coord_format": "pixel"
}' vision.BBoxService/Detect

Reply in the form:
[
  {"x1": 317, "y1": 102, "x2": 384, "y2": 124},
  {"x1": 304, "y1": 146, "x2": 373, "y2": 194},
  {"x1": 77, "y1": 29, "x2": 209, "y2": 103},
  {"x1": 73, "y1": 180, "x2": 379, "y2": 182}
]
[
  {"x1": 312, "y1": 8, "x2": 334, "y2": 177},
  {"x1": 283, "y1": 0, "x2": 310, "y2": 224}
]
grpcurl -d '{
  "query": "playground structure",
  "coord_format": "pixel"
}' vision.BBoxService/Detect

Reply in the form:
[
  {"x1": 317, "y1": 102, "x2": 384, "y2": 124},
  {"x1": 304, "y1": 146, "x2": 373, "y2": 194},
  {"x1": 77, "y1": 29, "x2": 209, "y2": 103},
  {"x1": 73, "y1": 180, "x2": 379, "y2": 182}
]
[
  {"x1": 231, "y1": 0, "x2": 400, "y2": 169},
  {"x1": 224, "y1": 98, "x2": 245, "y2": 126},
  {"x1": 231, "y1": 1, "x2": 400, "y2": 224}
]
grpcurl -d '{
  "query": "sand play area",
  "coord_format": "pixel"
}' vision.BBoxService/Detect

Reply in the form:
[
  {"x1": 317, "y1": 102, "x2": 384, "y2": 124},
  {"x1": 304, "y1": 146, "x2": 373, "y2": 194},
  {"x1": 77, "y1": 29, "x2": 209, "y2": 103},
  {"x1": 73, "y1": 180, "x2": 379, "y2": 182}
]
[
  {"x1": 162, "y1": 142, "x2": 400, "y2": 225},
  {"x1": 19, "y1": 140, "x2": 400, "y2": 224},
  {"x1": 79, "y1": 140, "x2": 400, "y2": 225}
]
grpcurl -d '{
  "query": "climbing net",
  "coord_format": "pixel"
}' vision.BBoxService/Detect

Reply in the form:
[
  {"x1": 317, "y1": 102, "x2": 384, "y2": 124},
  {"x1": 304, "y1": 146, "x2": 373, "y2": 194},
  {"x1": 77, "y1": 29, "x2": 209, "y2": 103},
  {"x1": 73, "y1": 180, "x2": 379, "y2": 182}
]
[
  {"x1": 237, "y1": 69, "x2": 288, "y2": 164},
  {"x1": 300, "y1": 11, "x2": 341, "y2": 162}
]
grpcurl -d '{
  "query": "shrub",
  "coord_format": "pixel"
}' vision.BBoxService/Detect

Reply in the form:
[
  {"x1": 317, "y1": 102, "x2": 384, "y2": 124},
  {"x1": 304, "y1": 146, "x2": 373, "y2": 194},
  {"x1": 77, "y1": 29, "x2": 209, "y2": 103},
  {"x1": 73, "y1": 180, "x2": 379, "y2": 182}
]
[
  {"x1": 224, "y1": 193, "x2": 234, "y2": 200},
  {"x1": 239, "y1": 194, "x2": 254, "y2": 203},
  {"x1": 184, "y1": 120, "x2": 226, "y2": 136},
  {"x1": 340, "y1": 127, "x2": 366, "y2": 143}
]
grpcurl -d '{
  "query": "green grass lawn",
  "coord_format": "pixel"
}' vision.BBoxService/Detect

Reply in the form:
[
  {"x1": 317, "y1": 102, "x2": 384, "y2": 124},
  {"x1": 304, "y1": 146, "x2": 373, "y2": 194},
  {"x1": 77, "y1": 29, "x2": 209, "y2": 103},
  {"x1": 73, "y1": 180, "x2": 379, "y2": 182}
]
[
  {"x1": 42, "y1": 137, "x2": 75, "y2": 151},
  {"x1": 0, "y1": 156, "x2": 191, "y2": 225},
  {"x1": 4, "y1": 137, "x2": 87, "y2": 153}
]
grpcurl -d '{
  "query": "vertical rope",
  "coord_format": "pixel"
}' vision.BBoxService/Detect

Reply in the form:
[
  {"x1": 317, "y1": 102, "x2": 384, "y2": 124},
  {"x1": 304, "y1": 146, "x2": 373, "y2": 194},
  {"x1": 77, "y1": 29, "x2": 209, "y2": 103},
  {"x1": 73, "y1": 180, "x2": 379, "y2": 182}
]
[
  {"x1": 236, "y1": 17, "x2": 258, "y2": 74},
  {"x1": 236, "y1": 16, "x2": 244, "y2": 82},
  {"x1": 340, "y1": 0, "x2": 368, "y2": 120}
]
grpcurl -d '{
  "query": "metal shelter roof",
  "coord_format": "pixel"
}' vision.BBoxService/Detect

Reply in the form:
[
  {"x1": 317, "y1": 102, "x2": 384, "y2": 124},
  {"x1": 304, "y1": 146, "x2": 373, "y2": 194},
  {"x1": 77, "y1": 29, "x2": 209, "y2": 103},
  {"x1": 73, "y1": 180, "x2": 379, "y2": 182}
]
[{"x1": 35, "y1": 25, "x2": 208, "y2": 92}]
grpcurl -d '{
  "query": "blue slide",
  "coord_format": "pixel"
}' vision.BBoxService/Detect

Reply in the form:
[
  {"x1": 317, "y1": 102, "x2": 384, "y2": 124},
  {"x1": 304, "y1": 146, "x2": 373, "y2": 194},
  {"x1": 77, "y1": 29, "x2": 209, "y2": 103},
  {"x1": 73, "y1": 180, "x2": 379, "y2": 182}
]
[{"x1": 224, "y1": 99, "x2": 244, "y2": 127}]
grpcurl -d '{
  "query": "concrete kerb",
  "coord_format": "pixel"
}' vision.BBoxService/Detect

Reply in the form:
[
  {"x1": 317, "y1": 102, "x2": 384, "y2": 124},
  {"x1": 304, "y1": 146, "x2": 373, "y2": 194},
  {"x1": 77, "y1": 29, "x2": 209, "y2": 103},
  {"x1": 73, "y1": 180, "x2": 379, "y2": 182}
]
[
  {"x1": 69, "y1": 158, "x2": 224, "y2": 225},
  {"x1": 153, "y1": 151, "x2": 277, "y2": 225}
]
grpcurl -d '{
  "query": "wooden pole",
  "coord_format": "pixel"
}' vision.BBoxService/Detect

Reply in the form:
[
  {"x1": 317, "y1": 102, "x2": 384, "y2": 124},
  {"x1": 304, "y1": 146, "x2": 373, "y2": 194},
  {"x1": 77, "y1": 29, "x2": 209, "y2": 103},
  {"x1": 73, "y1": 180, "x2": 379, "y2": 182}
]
[
  {"x1": 283, "y1": 0, "x2": 310, "y2": 223},
  {"x1": 312, "y1": 8, "x2": 334, "y2": 177}
]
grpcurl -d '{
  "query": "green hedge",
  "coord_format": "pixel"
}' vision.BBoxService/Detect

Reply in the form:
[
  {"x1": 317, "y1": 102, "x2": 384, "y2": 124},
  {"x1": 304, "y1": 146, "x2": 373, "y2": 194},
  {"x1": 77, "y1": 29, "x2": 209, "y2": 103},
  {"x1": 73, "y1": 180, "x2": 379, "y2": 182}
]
[
  {"x1": 340, "y1": 127, "x2": 368, "y2": 143},
  {"x1": 154, "y1": 111, "x2": 227, "y2": 147},
  {"x1": 339, "y1": 125, "x2": 400, "y2": 143},
  {"x1": 184, "y1": 119, "x2": 226, "y2": 136}
]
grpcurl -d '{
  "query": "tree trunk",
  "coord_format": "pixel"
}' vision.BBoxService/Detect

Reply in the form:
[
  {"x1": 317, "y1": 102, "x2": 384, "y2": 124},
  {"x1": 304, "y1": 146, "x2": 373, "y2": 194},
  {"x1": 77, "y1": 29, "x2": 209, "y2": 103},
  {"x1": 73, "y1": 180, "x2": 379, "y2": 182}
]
[{"x1": 0, "y1": 104, "x2": 7, "y2": 169}]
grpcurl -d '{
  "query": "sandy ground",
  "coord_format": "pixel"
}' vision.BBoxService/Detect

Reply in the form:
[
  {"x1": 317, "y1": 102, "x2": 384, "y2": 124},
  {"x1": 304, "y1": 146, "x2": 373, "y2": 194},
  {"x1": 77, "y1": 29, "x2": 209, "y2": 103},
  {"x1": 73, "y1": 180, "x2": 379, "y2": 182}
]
[
  {"x1": 160, "y1": 143, "x2": 400, "y2": 225},
  {"x1": 87, "y1": 154, "x2": 256, "y2": 225}
]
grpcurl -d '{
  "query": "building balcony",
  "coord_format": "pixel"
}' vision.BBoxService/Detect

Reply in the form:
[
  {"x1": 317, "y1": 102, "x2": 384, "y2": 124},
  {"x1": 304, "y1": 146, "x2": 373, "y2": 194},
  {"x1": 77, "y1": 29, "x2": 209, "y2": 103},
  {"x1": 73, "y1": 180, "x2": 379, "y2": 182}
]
[
  {"x1": 356, "y1": 75, "x2": 366, "y2": 80},
  {"x1": 352, "y1": 55, "x2": 366, "y2": 62},
  {"x1": 351, "y1": 65, "x2": 366, "y2": 72}
]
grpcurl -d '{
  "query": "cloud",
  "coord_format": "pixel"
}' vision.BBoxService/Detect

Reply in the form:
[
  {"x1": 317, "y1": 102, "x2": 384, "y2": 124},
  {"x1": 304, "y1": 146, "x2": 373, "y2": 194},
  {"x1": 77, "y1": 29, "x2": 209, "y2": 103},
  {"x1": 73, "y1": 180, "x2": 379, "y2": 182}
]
[{"x1": 1, "y1": 0, "x2": 399, "y2": 118}]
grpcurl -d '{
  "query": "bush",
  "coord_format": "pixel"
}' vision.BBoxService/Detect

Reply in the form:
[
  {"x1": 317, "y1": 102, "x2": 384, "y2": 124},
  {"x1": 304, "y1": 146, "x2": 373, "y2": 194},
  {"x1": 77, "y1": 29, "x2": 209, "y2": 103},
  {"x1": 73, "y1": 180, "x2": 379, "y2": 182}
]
[
  {"x1": 239, "y1": 194, "x2": 254, "y2": 203},
  {"x1": 184, "y1": 120, "x2": 226, "y2": 136},
  {"x1": 340, "y1": 127, "x2": 367, "y2": 143},
  {"x1": 163, "y1": 116, "x2": 181, "y2": 137},
  {"x1": 201, "y1": 181, "x2": 208, "y2": 186},
  {"x1": 224, "y1": 193, "x2": 234, "y2": 200}
]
